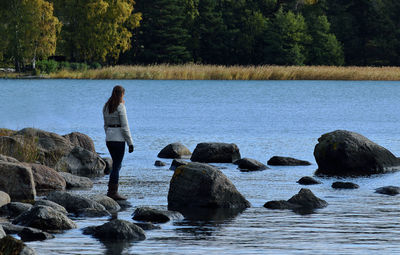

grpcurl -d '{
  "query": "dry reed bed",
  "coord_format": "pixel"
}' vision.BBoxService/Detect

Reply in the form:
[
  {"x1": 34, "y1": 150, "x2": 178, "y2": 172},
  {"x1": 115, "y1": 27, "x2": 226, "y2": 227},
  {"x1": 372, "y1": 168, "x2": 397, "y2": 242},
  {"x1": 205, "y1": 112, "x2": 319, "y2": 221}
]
[{"x1": 3, "y1": 65, "x2": 400, "y2": 80}]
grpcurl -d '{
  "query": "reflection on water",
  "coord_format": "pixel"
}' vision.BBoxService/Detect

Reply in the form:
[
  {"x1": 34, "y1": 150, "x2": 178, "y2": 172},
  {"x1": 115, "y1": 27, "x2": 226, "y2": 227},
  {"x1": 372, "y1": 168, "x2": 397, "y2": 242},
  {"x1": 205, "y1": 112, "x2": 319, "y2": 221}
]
[{"x1": 3, "y1": 80, "x2": 400, "y2": 254}]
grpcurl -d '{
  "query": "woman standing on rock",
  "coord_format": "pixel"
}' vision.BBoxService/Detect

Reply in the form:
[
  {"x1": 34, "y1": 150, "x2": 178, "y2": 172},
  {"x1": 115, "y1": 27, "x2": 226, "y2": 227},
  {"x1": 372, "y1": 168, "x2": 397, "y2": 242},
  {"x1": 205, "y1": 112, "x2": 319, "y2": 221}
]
[{"x1": 103, "y1": 85, "x2": 134, "y2": 200}]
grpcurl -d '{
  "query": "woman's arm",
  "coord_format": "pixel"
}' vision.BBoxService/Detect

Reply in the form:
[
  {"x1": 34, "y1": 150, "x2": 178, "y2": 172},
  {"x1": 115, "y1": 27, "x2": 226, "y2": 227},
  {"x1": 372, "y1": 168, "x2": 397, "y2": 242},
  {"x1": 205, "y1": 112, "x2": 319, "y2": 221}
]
[{"x1": 118, "y1": 104, "x2": 134, "y2": 146}]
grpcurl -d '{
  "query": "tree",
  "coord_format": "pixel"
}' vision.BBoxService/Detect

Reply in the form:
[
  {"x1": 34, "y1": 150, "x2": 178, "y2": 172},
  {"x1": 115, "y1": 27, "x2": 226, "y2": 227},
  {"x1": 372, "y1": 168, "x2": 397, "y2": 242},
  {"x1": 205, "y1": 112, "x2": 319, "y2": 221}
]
[
  {"x1": 134, "y1": 0, "x2": 192, "y2": 64},
  {"x1": 305, "y1": 15, "x2": 344, "y2": 65},
  {"x1": 51, "y1": 0, "x2": 141, "y2": 63},
  {"x1": 262, "y1": 8, "x2": 309, "y2": 65},
  {"x1": 0, "y1": 0, "x2": 61, "y2": 71}
]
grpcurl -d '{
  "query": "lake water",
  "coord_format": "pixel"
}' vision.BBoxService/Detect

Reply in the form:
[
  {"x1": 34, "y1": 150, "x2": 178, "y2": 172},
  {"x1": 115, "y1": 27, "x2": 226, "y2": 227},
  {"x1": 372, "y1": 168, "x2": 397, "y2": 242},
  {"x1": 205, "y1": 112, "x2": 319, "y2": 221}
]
[{"x1": 2, "y1": 79, "x2": 400, "y2": 254}]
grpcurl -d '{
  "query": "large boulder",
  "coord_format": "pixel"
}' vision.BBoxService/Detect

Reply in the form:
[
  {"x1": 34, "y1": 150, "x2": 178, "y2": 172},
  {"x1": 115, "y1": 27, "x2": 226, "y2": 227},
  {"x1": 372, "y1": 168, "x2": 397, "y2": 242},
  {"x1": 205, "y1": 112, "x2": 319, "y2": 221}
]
[
  {"x1": 132, "y1": 207, "x2": 183, "y2": 223},
  {"x1": 55, "y1": 146, "x2": 106, "y2": 177},
  {"x1": 13, "y1": 205, "x2": 77, "y2": 231},
  {"x1": 235, "y1": 158, "x2": 268, "y2": 172},
  {"x1": 46, "y1": 191, "x2": 106, "y2": 215},
  {"x1": 158, "y1": 143, "x2": 191, "y2": 159},
  {"x1": 267, "y1": 156, "x2": 311, "y2": 166},
  {"x1": 168, "y1": 162, "x2": 250, "y2": 210},
  {"x1": 58, "y1": 172, "x2": 93, "y2": 189},
  {"x1": 27, "y1": 163, "x2": 66, "y2": 193},
  {"x1": 0, "y1": 191, "x2": 10, "y2": 207},
  {"x1": 0, "y1": 161, "x2": 36, "y2": 201},
  {"x1": 314, "y1": 130, "x2": 400, "y2": 176},
  {"x1": 83, "y1": 219, "x2": 146, "y2": 241},
  {"x1": 191, "y1": 143, "x2": 241, "y2": 163},
  {"x1": 0, "y1": 235, "x2": 37, "y2": 255},
  {"x1": 63, "y1": 132, "x2": 96, "y2": 153}
]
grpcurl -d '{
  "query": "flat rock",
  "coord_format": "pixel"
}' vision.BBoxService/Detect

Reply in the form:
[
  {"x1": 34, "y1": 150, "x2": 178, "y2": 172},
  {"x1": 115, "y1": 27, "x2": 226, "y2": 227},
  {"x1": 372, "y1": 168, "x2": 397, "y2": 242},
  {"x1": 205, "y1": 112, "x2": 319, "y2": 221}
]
[
  {"x1": 157, "y1": 143, "x2": 191, "y2": 159},
  {"x1": 18, "y1": 227, "x2": 55, "y2": 242},
  {"x1": 83, "y1": 219, "x2": 146, "y2": 241},
  {"x1": 331, "y1": 182, "x2": 359, "y2": 189},
  {"x1": 58, "y1": 172, "x2": 93, "y2": 189},
  {"x1": 132, "y1": 207, "x2": 183, "y2": 223},
  {"x1": 235, "y1": 158, "x2": 268, "y2": 172},
  {"x1": 190, "y1": 143, "x2": 241, "y2": 163},
  {"x1": 168, "y1": 162, "x2": 251, "y2": 210},
  {"x1": 314, "y1": 130, "x2": 400, "y2": 176},
  {"x1": 46, "y1": 191, "x2": 106, "y2": 215},
  {"x1": 297, "y1": 176, "x2": 321, "y2": 185},
  {"x1": 34, "y1": 200, "x2": 68, "y2": 215},
  {"x1": 267, "y1": 156, "x2": 311, "y2": 166},
  {"x1": 375, "y1": 186, "x2": 400, "y2": 196}
]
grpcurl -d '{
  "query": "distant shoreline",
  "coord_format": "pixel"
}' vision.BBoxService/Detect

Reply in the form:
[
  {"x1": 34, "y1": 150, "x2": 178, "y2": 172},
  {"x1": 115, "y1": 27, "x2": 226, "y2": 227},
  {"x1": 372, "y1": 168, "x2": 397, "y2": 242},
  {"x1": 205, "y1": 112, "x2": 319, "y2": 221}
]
[{"x1": 2, "y1": 64, "x2": 400, "y2": 80}]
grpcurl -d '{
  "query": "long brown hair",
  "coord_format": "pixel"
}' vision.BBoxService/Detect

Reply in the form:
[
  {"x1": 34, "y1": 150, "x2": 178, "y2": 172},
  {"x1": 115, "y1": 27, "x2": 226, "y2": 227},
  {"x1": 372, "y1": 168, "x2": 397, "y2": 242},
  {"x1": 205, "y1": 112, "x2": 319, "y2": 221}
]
[{"x1": 104, "y1": 85, "x2": 125, "y2": 113}]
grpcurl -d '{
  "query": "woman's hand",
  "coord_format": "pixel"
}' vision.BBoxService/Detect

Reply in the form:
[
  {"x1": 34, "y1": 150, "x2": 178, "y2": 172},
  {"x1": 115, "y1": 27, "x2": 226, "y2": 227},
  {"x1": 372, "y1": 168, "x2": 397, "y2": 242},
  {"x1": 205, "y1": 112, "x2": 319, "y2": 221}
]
[{"x1": 129, "y1": 145, "x2": 134, "y2": 153}]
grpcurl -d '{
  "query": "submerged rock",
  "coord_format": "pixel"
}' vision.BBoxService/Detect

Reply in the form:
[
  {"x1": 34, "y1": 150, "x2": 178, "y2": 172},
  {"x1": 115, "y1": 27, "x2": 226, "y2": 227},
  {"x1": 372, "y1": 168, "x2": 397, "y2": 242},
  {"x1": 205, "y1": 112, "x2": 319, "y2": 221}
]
[
  {"x1": 314, "y1": 130, "x2": 400, "y2": 176},
  {"x1": 83, "y1": 219, "x2": 145, "y2": 241},
  {"x1": 331, "y1": 182, "x2": 359, "y2": 189},
  {"x1": 297, "y1": 176, "x2": 321, "y2": 185},
  {"x1": 132, "y1": 207, "x2": 183, "y2": 223},
  {"x1": 264, "y1": 188, "x2": 327, "y2": 213},
  {"x1": 169, "y1": 159, "x2": 188, "y2": 171},
  {"x1": 158, "y1": 143, "x2": 191, "y2": 159},
  {"x1": 375, "y1": 186, "x2": 400, "y2": 196},
  {"x1": 235, "y1": 158, "x2": 268, "y2": 172},
  {"x1": 190, "y1": 143, "x2": 241, "y2": 163},
  {"x1": 154, "y1": 160, "x2": 166, "y2": 167},
  {"x1": 168, "y1": 162, "x2": 250, "y2": 210},
  {"x1": 267, "y1": 156, "x2": 311, "y2": 166}
]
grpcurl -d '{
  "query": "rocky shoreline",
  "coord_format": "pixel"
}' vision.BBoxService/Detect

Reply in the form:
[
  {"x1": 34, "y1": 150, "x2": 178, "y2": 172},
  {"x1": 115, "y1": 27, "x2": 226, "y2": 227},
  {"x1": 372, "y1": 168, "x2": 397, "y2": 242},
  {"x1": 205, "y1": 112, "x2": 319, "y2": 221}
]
[{"x1": 1, "y1": 128, "x2": 399, "y2": 254}]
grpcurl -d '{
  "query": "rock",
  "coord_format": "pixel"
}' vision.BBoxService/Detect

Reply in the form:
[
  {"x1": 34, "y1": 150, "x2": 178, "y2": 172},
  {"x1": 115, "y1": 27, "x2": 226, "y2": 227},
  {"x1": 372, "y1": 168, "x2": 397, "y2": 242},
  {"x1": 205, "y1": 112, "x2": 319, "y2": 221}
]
[
  {"x1": 157, "y1": 143, "x2": 192, "y2": 159},
  {"x1": 55, "y1": 146, "x2": 106, "y2": 177},
  {"x1": 91, "y1": 195, "x2": 121, "y2": 212},
  {"x1": 1, "y1": 223, "x2": 25, "y2": 234},
  {"x1": 235, "y1": 158, "x2": 268, "y2": 172},
  {"x1": 0, "y1": 202, "x2": 33, "y2": 218},
  {"x1": 190, "y1": 143, "x2": 241, "y2": 163},
  {"x1": 297, "y1": 176, "x2": 321, "y2": 185},
  {"x1": 169, "y1": 159, "x2": 188, "y2": 171},
  {"x1": 132, "y1": 207, "x2": 183, "y2": 223},
  {"x1": 34, "y1": 200, "x2": 68, "y2": 215},
  {"x1": 82, "y1": 219, "x2": 146, "y2": 241},
  {"x1": 267, "y1": 156, "x2": 311, "y2": 166},
  {"x1": 134, "y1": 222, "x2": 161, "y2": 230},
  {"x1": 46, "y1": 191, "x2": 106, "y2": 215},
  {"x1": 0, "y1": 191, "x2": 10, "y2": 207},
  {"x1": 0, "y1": 235, "x2": 37, "y2": 255},
  {"x1": 0, "y1": 161, "x2": 36, "y2": 202},
  {"x1": 375, "y1": 186, "x2": 400, "y2": 196},
  {"x1": 74, "y1": 208, "x2": 111, "y2": 217},
  {"x1": 16, "y1": 128, "x2": 73, "y2": 167},
  {"x1": 102, "y1": 157, "x2": 112, "y2": 175},
  {"x1": 154, "y1": 160, "x2": 166, "y2": 167},
  {"x1": 0, "y1": 154, "x2": 20, "y2": 164},
  {"x1": 331, "y1": 182, "x2": 359, "y2": 189},
  {"x1": 168, "y1": 162, "x2": 251, "y2": 210},
  {"x1": 115, "y1": 200, "x2": 132, "y2": 210},
  {"x1": 0, "y1": 225, "x2": 5, "y2": 239},
  {"x1": 13, "y1": 205, "x2": 77, "y2": 231},
  {"x1": 58, "y1": 172, "x2": 93, "y2": 189},
  {"x1": 63, "y1": 132, "x2": 96, "y2": 153},
  {"x1": 27, "y1": 163, "x2": 66, "y2": 193},
  {"x1": 264, "y1": 188, "x2": 327, "y2": 212},
  {"x1": 314, "y1": 130, "x2": 400, "y2": 176},
  {"x1": 18, "y1": 227, "x2": 55, "y2": 242}
]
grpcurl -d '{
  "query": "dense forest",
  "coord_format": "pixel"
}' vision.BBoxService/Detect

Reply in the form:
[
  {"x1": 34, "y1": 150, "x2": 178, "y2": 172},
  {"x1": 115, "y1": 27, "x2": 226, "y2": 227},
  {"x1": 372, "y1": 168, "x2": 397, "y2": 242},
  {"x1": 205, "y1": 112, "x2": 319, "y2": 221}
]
[{"x1": 1, "y1": 0, "x2": 400, "y2": 71}]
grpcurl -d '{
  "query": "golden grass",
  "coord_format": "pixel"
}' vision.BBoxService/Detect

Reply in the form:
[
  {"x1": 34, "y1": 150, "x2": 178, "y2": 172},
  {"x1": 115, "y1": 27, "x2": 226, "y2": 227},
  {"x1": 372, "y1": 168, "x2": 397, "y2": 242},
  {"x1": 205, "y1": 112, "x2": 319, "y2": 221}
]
[{"x1": 4, "y1": 64, "x2": 400, "y2": 80}]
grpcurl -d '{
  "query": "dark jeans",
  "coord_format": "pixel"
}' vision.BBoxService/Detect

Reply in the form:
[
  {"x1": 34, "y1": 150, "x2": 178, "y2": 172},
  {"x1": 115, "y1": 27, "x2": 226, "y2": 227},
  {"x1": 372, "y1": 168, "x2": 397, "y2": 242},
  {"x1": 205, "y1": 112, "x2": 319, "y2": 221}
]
[{"x1": 106, "y1": 141, "x2": 125, "y2": 184}]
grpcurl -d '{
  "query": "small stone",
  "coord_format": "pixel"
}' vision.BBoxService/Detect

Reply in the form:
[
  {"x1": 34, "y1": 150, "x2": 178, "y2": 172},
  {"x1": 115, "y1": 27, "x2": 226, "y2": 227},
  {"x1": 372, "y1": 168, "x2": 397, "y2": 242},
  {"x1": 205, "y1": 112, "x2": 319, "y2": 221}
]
[
  {"x1": 331, "y1": 182, "x2": 359, "y2": 189},
  {"x1": 297, "y1": 176, "x2": 321, "y2": 185},
  {"x1": 375, "y1": 186, "x2": 400, "y2": 196},
  {"x1": 154, "y1": 160, "x2": 166, "y2": 167}
]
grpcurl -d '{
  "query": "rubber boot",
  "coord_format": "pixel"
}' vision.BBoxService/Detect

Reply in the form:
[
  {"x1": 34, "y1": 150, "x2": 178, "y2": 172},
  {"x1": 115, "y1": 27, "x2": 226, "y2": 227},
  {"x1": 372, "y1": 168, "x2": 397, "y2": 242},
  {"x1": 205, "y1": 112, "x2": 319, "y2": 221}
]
[{"x1": 107, "y1": 183, "x2": 127, "y2": 200}]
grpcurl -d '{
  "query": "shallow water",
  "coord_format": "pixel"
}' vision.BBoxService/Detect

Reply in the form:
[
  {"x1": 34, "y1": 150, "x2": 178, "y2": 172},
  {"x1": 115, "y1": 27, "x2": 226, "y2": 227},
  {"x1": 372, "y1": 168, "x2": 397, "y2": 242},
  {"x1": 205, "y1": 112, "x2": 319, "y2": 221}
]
[{"x1": 2, "y1": 79, "x2": 400, "y2": 254}]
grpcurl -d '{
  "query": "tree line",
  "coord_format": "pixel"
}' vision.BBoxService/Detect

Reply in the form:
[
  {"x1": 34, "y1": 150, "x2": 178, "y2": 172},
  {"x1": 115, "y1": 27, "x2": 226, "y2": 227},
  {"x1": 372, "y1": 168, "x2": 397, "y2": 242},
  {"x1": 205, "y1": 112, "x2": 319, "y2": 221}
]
[{"x1": 1, "y1": 0, "x2": 400, "y2": 71}]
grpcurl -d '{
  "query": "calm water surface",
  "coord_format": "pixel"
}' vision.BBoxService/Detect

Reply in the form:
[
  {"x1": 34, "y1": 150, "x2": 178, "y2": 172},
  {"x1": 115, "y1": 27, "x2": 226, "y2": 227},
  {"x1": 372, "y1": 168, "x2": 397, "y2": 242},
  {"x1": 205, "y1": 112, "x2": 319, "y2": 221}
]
[{"x1": 2, "y1": 79, "x2": 400, "y2": 254}]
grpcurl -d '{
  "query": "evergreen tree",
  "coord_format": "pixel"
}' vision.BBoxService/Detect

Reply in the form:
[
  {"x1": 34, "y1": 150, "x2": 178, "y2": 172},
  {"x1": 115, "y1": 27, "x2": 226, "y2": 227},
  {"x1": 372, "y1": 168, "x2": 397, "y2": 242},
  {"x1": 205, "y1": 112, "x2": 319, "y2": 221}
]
[
  {"x1": 134, "y1": 0, "x2": 192, "y2": 64},
  {"x1": 306, "y1": 15, "x2": 344, "y2": 65}
]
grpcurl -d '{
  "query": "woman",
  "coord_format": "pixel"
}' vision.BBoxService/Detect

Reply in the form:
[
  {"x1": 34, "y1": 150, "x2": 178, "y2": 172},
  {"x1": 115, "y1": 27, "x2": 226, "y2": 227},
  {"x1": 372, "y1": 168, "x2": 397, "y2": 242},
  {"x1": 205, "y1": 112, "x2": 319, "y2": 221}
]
[{"x1": 103, "y1": 85, "x2": 134, "y2": 200}]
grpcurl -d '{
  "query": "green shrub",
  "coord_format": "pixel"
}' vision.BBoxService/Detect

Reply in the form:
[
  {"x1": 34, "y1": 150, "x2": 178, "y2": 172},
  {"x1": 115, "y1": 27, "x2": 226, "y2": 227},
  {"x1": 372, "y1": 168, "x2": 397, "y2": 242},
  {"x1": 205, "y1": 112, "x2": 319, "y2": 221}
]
[
  {"x1": 90, "y1": 62, "x2": 102, "y2": 69},
  {"x1": 59, "y1": 61, "x2": 71, "y2": 70},
  {"x1": 36, "y1": 60, "x2": 59, "y2": 73}
]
